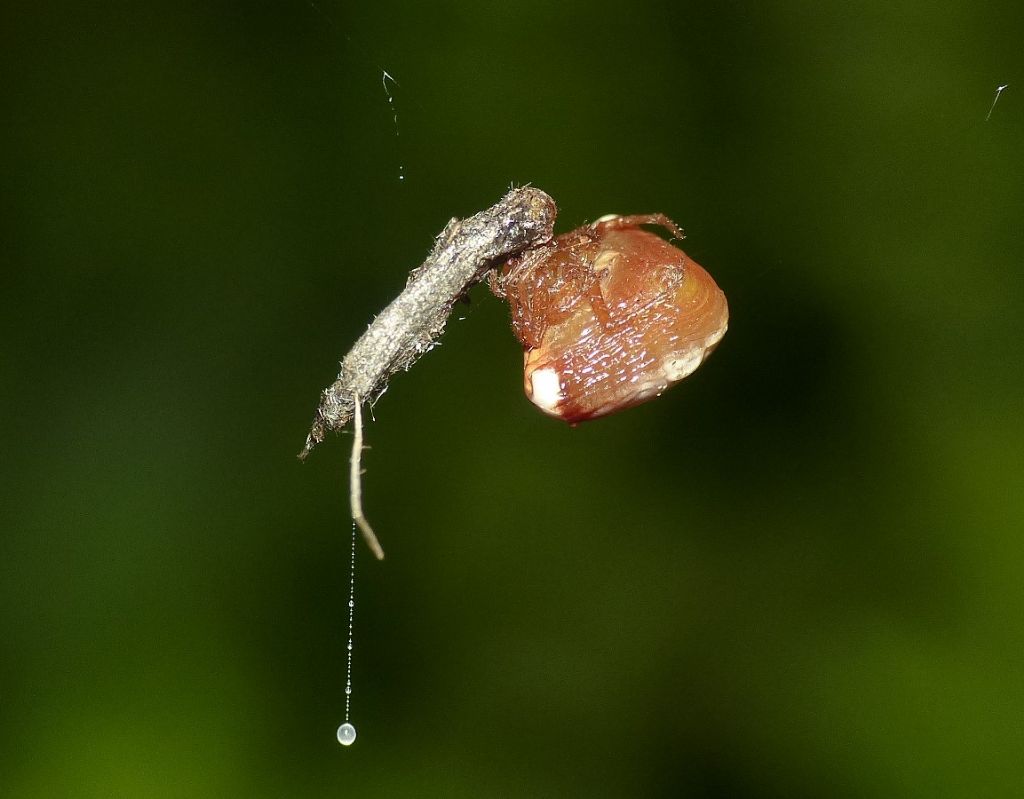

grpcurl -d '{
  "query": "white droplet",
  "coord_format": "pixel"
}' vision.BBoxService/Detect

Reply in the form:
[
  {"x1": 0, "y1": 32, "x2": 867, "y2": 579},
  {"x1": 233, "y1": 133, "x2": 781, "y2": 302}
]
[
  {"x1": 527, "y1": 366, "x2": 563, "y2": 413},
  {"x1": 348, "y1": 600, "x2": 354, "y2": 607},
  {"x1": 347, "y1": 643, "x2": 353, "y2": 650},
  {"x1": 337, "y1": 722, "x2": 357, "y2": 746},
  {"x1": 345, "y1": 686, "x2": 352, "y2": 694}
]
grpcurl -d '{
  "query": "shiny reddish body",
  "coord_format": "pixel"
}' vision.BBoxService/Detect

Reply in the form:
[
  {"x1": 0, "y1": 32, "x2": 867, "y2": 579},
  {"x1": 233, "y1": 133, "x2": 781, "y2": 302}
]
[{"x1": 493, "y1": 214, "x2": 728, "y2": 422}]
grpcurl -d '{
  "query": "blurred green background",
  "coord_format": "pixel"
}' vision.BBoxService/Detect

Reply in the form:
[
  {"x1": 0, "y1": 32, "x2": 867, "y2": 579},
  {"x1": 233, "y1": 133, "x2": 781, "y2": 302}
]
[{"x1": 3, "y1": 1, "x2": 1023, "y2": 796}]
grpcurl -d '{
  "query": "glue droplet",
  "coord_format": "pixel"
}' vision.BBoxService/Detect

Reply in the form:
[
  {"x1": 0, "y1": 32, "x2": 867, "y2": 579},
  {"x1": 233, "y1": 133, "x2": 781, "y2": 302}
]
[{"x1": 337, "y1": 722, "x2": 357, "y2": 746}]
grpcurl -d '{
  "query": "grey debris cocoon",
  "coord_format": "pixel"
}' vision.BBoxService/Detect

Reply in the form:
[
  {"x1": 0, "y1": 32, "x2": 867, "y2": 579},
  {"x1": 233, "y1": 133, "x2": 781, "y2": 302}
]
[{"x1": 299, "y1": 187, "x2": 557, "y2": 459}]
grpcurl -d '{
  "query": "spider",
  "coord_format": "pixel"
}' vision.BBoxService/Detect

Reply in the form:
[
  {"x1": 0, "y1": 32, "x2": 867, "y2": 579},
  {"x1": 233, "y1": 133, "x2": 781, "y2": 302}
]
[{"x1": 491, "y1": 214, "x2": 728, "y2": 423}]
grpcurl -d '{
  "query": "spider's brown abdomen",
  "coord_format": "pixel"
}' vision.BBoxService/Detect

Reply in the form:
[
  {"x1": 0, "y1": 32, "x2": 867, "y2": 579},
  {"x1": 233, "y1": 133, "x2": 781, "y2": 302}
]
[{"x1": 500, "y1": 216, "x2": 728, "y2": 422}]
